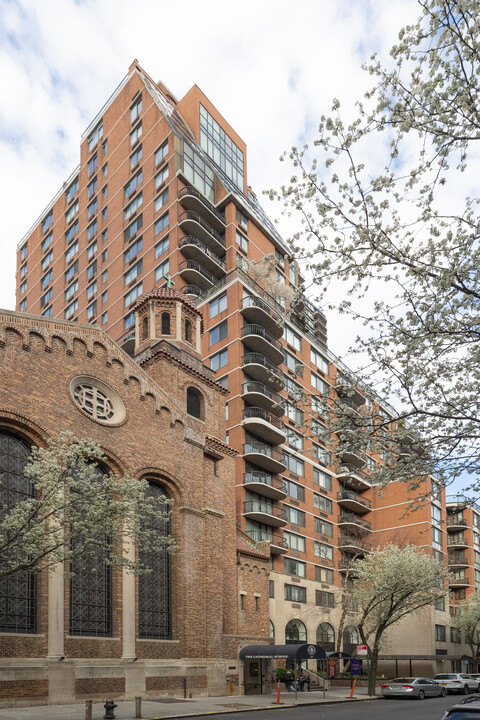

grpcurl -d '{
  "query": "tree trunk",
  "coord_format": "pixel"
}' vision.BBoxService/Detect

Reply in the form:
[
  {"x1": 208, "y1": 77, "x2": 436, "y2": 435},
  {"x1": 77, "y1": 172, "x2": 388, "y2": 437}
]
[{"x1": 368, "y1": 643, "x2": 380, "y2": 696}]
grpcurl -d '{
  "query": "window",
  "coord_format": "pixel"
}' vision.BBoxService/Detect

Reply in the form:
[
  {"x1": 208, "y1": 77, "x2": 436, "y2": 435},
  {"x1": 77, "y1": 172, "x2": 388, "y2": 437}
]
[
  {"x1": 102, "y1": 270, "x2": 108, "y2": 284},
  {"x1": 210, "y1": 348, "x2": 228, "y2": 371},
  {"x1": 435, "y1": 596, "x2": 445, "y2": 611},
  {"x1": 41, "y1": 288, "x2": 52, "y2": 307},
  {"x1": 450, "y1": 627, "x2": 461, "y2": 643},
  {"x1": 289, "y1": 262, "x2": 297, "y2": 285},
  {"x1": 313, "y1": 468, "x2": 332, "y2": 490},
  {"x1": 102, "y1": 139, "x2": 107, "y2": 155},
  {"x1": 161, "y1": 312, "x2": 170, "y2": 335},
  {"x1": 41, "y1": 269, "x2": 53, "y2": 289},
  {"x1": 65, "y1": 177, "x2": 79, "y2": 204},
  {"x1": 88, "y1": 176, "x2": 97, "y2": 198},
  {"x1": 102, "y1": 163, "x2": 108, "y2": 177},
  {"x1": 237, "y1": 208, "x2": 248, "y2": 230},
  {"x1": 124, "y1": 260, "x2": 143, "y2": 285},
  {"x1": 19, "y1": 298, "x2": 27, "y2": 312},
  {"x1": 284, "y1": 325, "x2": 301, "y2": 351},
  {"x1": 101, "y1": 311, "x2": 108, "y2": 325},
  {"x1": 124, "y1": 170, "x2": 142, "y2": 199},
  {"x1": 316, "y1": 591, "x2": 335, "y2": 608},
  {"x1": 124, "y1": 312, "x2": 135, "y2": 330},
  {"x1": 284, "y1": 350, "x2": 302, "y2": 375},
  {"x1": 130, "y1": 97, "x2": 142, "y2": 124},
  {"x1": 313, "y1": 443, "x2": 330, "y2": 466},
  {"x1": 155, "y1": 235, "x2": 169, "y2": 258},
  {"x1": 102, "y1": 249, "x2": 107, "y2": 262},
  {"x1": 315, "y1": 566, "x2": 334, "y2": 583},
  {"x1": 65, "y1": 260, "x2": 78, "y2": 283},
  {"x1": 284, "y1": 479, "x2": 305, "y2": 502},
  {"x1": 314, "y1": 518, "x2": 333, "y2": 537},
  {"x1": 317, "y1": 622, "x2": 335, "y2": 646},
  {"x1": 87, "y1": 121, "x2": 103, "y2": 152},
  {"x1": 286, "y1": 428, "x2": 304, "y2": 452},
  {"x1": 282, "y1": 451, "x2": 304, "y2": 477},
  {"x1": 312, "y1": 373, "x2": 329, "y2": 394},
  {"x1": 130, "y1": 122, "x2": 142, "y2": 147},
  {"x1": 88, "y1": 153, "x2": 98, "y2": 177},
  {"x1": 65, "y1": 299, "x2": 78, "y2": 319},
  {"x1": 155, "y1": 140, "x2": 168, "y2": 165},
  {"x1": 236, "y1": 230, "x2": 248, "y2": 253},
  {"x1": 217, "y1": 375, "x2": 228, "y2": 389},
  {"x1": 87, "y1": 220, "x2": 97, "y2": 240},
  {"x1": 87, "y1": 281, "x2": 97, "y2": 300},
  {"x1": 42, "y1": 249, "x2": 53, "y2": 270},
  {"x1": 187, "y1": 387, "x2": 203, "y2": 419},
  {"x1": 102, "y1": 207, "x2": 107, "y2": 221},
  {"x1": 130, "y1": 145, "x2": 142, "y2": 169},
  {"x1": 284, "y1": 586, "x2": 306, "y2": 603},
  {"x1": 87, "y1": 240, "x2": 97, "y2": 260},
  {"x1": 87, "y1": 301, "x2": 97, "y2": 320},
  {"x1": 209, "y1": 320, "x2": 227, "y2": 345},
  {"x1": 20, "y1": 280, "x2": 27, "y2": 295},
  {"x1": 102, "y1": 185, "x2": 108, "y2": 199},
  {"x1": 186, "y1": 320, "x2": 192, "y2": 344},
  {"x1": 435, "y1": 624, "x2": 446, "y2": 642},
  {"x1": 200, "y1": 104, "x2": 244, "y2": 189},
  {"x1": 284, "y1": 531, "x2": 305, "y2": 552},
  {"x1": 284, "y1": 557, "x2": 306, "y2": 577},
  {"x1": 65, "y1": 280, "x2": 78, "y2": 301},
  {"x1": 432, "y1": 504, "x2": 442, "y2": 526},
  {"x1": 209, "y1": 293, "x2": 227, "y2": 319},
  {"x1": 124, "y1": 238, "x2": 143, "y2": 263},
  {"x1": 155, "y1": 211, "x2": 169, "y2": 235},
  {"x1": 124, "y1": 282, "x2": 143, "y2": 307},
  {"x1": 283, "y1": 505, "x2": 305, "y2": 527},
  {"x1": 155, "y1": 187, "x2": 169, "y2": 213},
  {"x1": 311, "y1": 347, "x2": 329, "y2": 373},
  {"x1": 314, "y1": 493, "x2": 333, "y2": 514},
  {"x1": 284, "y1": 401, "x2": 303, "y2": 425},
  {"x1": 124, "y1": 214, "x2": 143, "y2": 242},
  {"x1": 432, "y1": 526, "x2": 443, "y2": 550},
  {"x1": 42, "y1": 211, "x2": 53, "y2": 233},
  {"x1": 155, "y1": 259, "x2": 170, "y2": 283},
  {"x1": 42, "y1": 305, "x2": 52, "y2": 317},
  {"x1": 65, "y1": 221, "x2": 78, "y2": 244},
  {"x1": 269, "y1": 581, "x2": 274, "y2": 598},
  {"x1": 87, "y1": 260, "x2": 97, "y2": 280},
  {"x1": 66, "y1": 201, "x2": 79, "y2": 223},
  {"x1": 65, "y1": 242, "x2": 78, "y2": 264},
  {"x1": 124, "y1": 193, "x2": 142, "y2": 220},
  {"x1": 155, "y1": 165, "x2": 169, "y2": 189},
  {"x1": 102, "y1": 290, "x2": 108, "y2": 305},
  {"x1": 42, "y1": 232, "x2": 53, "y2": 253},
  {"x1": 314, "y1": 542, "x2": 333, "y2": 561},
  {"x1": 284, "y1": 376, "x2": 303, "y2": 399},
  {"x1": 20, "y1": 263, "x2": 27, "y2": 279},
  {"x1": 183, "y1": 144, "x2": 215, "y2": 201}
]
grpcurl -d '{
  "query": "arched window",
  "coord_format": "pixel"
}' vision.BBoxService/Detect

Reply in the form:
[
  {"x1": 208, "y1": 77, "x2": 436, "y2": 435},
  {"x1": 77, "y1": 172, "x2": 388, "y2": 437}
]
[
  {"x1": 185, "y1": 319, "x2": 192, "y2": 343},
  {"x1": 139, "y1": 482, "x2": 171, "y2": 639},
  {"x1": 70, "y1": 465, "x2": 112, "y2": 637},
  {"x1": 269, "y1": 619, "x2": 275, "y2": 639},
  {"x1": 187, "y1": 387, "x2": 203, "y2": 419},
  {"x1": 285, "y1": 618, "x2": 306, "y2": 644},
  {"x1": 0, "y1": 432, "x2": 36, "y2": 633},
  {"x1": 142, "y1": 315, "x2": 149, "y2": 341},
  {"x1": 161, "y1": 312, "x2": 170, "y2": 335},
  {"x1": 343, "y1": 626, "x2": 359, "y2": 654},
  {"x1": 316, "y1": 622, "x2": 335, "y2": 651}
]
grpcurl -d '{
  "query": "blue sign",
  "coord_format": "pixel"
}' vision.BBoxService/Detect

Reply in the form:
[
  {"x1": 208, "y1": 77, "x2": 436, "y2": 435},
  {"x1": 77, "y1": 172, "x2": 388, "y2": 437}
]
[{"x1": 351, "y1": 659, "x2": 362, "y2": 676}]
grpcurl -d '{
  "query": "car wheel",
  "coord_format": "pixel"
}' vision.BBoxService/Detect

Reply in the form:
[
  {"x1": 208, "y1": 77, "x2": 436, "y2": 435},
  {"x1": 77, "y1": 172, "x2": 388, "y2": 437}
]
[
  {"x1": 417, "y1": 690, "x2": 425, "y2": 700},
  {"x1": 464, "y1": 684, "x2": 469, "y2": 694},
  {"x1": 440, "y1": 687, "x2": 447, "y2": 697}
]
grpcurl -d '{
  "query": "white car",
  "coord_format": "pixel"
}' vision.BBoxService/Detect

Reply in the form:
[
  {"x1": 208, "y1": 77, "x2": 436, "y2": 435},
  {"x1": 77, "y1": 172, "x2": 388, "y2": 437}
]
[{"x1": 433, "y1": 673, "x2": 479, "y2": 694}]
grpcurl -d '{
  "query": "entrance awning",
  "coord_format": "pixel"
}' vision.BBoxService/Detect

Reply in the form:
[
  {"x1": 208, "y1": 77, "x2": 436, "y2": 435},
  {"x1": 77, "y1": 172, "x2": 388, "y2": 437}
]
[
  {"x1": 240, "y1": 644, "x2": 327, "y2": 660},
  {"x1": 326, "y1": 651, "x2": 351, "y2": 659}
]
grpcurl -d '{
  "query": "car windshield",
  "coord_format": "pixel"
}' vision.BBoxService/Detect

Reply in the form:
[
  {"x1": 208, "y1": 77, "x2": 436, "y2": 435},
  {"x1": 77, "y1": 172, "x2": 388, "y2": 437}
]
[{"x1": 392, "y1": 678, "x2": 415, "y2": 683}]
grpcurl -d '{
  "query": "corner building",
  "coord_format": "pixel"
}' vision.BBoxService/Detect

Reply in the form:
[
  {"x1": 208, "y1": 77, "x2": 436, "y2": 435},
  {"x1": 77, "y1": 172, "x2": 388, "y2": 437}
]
[{"x1": 16, "y1": 62, "x2": 475, "y2": 681}]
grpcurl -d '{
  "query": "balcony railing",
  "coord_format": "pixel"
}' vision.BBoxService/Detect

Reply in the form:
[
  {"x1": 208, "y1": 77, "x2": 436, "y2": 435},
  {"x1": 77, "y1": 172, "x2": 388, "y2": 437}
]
[
  {"x1": 182, "y1": 284, "x2": 203, "y2": 297},
  {"x1": 448, "y1": 552, "x2": 468, "y2": 566},
  {"x1": 337, "y1": 464, "x2": 368, "y2": 480},
  {"x1": 179, "y1": 259, "x2": 217, "y2": 285},
  {"x1": 244, "y1": 471, "x2": 287, "y2": 494},
  {"x1": 241, "y1": 324, "x2": 283, "y2": 352},
  {"x1": 244, "y1": 500, "x2": 287, "y2": 521},
  {"x1": 337, "y1": 490, "x2": 372, "y2": 510},
  {"x1": 242, "y1": 381, "x2": 282, "y2": 405},
  {"x1": 178, "y1": 211, "x2": 226, "y2": 248},
  {"x1": 241, "y1": 295, "x2": 282, "y2": 327},
  {"x1": 338, "y1": 513, "x2": 372, "y2": 531},
  {"x1": 242, "y1": 353, "x2": 284, "y2": 386},
  {"x1": 338, "y1": 535, "x2": 372, "y2": 552},
  {"x1": 243, "y1": 441, "x2": 284, "y2": 464},
  {"x1": 447, "y1": 536, "x2": 468, "y2": 547},
  {"x1": 178, "y1": 186, "x2": 226, "y2": 226},
  {"x1": 179, "y1": 236, "x2": 226, "y2": 268},
  {"x1": 245, "y1": 529, "x2": 288, "y2": 550},
  {"x1": 243, "y1": 407, "x2": 284, "y2": 430},
  {"x1": 447, "y1": 517, "x2": 468, "y2": 528}
]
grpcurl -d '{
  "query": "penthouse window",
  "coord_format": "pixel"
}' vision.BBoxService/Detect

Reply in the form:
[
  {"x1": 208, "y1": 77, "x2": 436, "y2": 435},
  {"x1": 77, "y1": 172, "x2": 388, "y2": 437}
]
[
  {"x1": 124, "y1": 171, "x2": 142, "y2": 199},
  {"x1": 124, "y1": 215, "x2": 143, "y2": 243},
  {"x1": 65, "y1": 177, "x2": 79, "y2": 204},
  {"x1": 42, "y1": 211, "x2": 53, "y2": 233},
  {"x1": 65, "y1": 221, "x2": 78, "y2": 244},
  {"x1": 88, "y1": 121, "x2": 103, "y2": 152},
  {"x1": 42, "y1": 232, "x2": 53, "y2": 253},
  {"x1": 20, "y1": 244, "x2": 27, "y2": 262},
  {"x1": 155, "y1": 140, "x2": 168, "y2": 166},
  {"x1": 124, "y1": 193, "x2": 142, "y2": 220},
  {"x1": 183, "y1": 144, "x2": 214, "y2": 202},
  {"x1": 200, "y1": 104, "x2": 244, "y2": 190},
  {"x1": 130, "y1": 97, "x2": 142, "y2": 124}
]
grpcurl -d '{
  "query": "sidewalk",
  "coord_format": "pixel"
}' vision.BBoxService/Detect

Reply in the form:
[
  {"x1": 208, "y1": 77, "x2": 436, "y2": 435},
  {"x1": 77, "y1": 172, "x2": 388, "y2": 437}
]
[{"x1": 0, "y1": 687, "x2": 378, "y2": 720}]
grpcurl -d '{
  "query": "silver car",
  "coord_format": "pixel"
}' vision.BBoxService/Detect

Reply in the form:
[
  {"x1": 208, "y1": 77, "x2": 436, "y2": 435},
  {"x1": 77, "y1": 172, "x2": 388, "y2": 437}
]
[
  {"x1": 434, "y1": 673, "x2": 479, "y2": 694},
  {"x1": 381, "y1": 676, "x2": 446, "y2": 699},
  {"x1": 442, "y1": 695, "x2": 480, "y2": 719}
]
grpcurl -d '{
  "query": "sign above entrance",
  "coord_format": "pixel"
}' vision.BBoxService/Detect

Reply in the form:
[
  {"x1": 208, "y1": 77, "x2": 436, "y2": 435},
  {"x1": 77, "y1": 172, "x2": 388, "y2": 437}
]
[{"x1": 356, "y1": 645, "x2": 368, "y2": 656}]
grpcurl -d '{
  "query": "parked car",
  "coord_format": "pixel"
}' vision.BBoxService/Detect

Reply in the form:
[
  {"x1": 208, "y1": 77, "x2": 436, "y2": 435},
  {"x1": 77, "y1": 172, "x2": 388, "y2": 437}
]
[
  {"x1": 433, "y1": 673, "x2": 479, "y2": 694},
  {"x1": 441, "y1": 695, "x2": 480, "y2": 719},
  {"x1": 381, "y1": 677, "x2": 447, "y2": 699}
]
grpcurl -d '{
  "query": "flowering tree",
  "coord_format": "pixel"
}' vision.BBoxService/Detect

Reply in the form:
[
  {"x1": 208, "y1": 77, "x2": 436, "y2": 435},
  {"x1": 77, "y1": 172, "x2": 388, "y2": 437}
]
[
  {"x1": 0, "y1": 432, "x2": 174, "y2": 579},
  {"x1": 349, "y1": 544, "x2": 448, "y2": 695},
  {"x1": 454, "y1": 592, "x2": 480, "y2": 665},
  {"x1": 271, "y1": 0, "x2": 480, "y2": 492}
]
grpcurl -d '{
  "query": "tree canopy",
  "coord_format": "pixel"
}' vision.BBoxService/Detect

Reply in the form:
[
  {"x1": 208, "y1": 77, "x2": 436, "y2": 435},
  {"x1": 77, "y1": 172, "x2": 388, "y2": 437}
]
[
  {"x1": 271, "y1": 0, "x2": 480, "y2": 492},
  {"x1": 454, "y1": 591, "x2": 480, "y2": 662}
]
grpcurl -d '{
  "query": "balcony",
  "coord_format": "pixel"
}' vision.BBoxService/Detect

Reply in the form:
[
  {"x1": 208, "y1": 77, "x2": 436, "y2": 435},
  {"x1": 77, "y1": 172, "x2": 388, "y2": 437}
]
[
  {"x1": 242, "y1": 407, "x2": 286, "y2": 445},
  {"x1": 335, "y1": 446, "x2": 368, "y2": 470},
  {"x1": 240, "y1": 296, "x2": 283, "y2": 338},
  {"x1": 338, "y1": 554, "x2": 358, "y2": 574},
  {"x1": 243, "y1": 500, "x2": 287, "y2": 527},
  {"x1": 338, "y1": 513, "x2": 372, "y2": 534},
  {"x1": 335, "y1": 376, "x2": 365, "y2": 408},
  {"x1": 242, "y1": 381, "x2": 283, "y2": 417},
  {"x1": 179, "y1": 236, "x2": 226, "y2": 277},
  {"x1": 242, "y1": 441, "x2": 286, "y2": 474},
  {"x1": 243, "y1": 469, "x2": 287, "y2": 500},
  {"x1": 178, "y1": 186, "x2": 226, "y2": 232},
  {"x1": 447, "y1": 516, "x2": 469, "y2": 531},
  {"x1": 245, "y1": 529, "x2": 288, "y2": 555},
  {"x1": 447, "y1": 536, "x2": 469, "y2": 549},
  {"x1": 336, "y1": 464, "x2": 371, "y2": 491},
  {"x1": 338, "y1": 535, "x2": 372, "y2": 554},
  {"x1": 241, "y1": 324, "x2": 284, "y2": 365},
  {"x1": 241, "y1": 353, "x2": 284, "y2": 391},
  {"x1": 178, "y1": 211, "x2": 226, "y2": 256},
  {"x1": 182, "y1": 284, "x2": 203, "y2": 298},
  {"x1": 337, "y1": 489, "x2": 372, "y2": 514},
  {"x1": 450, "y1": 574, "x2": 470, "y2": 588},
  {"x1": 448, "y1": 552, "x2": 469, "y2": 568},
  {"x1": 179, "y1": 260, "x2": 218, "y2": 290}
]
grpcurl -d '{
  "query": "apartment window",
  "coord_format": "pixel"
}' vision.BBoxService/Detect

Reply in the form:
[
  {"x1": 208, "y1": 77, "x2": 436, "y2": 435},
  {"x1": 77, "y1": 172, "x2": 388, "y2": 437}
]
[
  {"x1": 65, "y1": 261, "x2": 78, "y2": 283},
  {"x1": 42, "y1": 250, "x2": 54, "y2": 270},
  {"x1": 217, "y1": 375, "x2": 228, "y2": 389},
  {"x1": 155, "y1": 235, "x2": 169, "y2": 258},
  {"x1": 64, "y1": 243, "x2": 78, "y2": 266},
  {"x1": 316, "y1": 590, "x2": 335, "y2": 608},
  {"x1": 432, "y1": 526, "x2": 443, "y2": 550},
  {"x1": 209, "y1": 293, "x2": 227, "y2": 319},
  {"x1": 315, "y1": 566, "x2": 334, "y2": 584},
  {"x1": 20, "y1": 280, "x2": 27, "y2": 295},
  {"x1": 283, "y1": 505, "x2": 305, "y2": 527},
  {"x1": 87, "y1": 176, "x2": 97, "y2": 198},
  {"x1": 65, "y1": 177, "x2": 79, "y2": 203},
  {"x1": 19, "y1": 298, "x2": 27, "y2": 312},
  {"x1": 155, "y1": 259, "x2": 170, "y2": 284},
  {"x1": 124, "y1": 282, "x2": 143, "y2": 308},
  {"x1": 286, "y1": 428, "x2": 304, "y2": 452},
  {"x1": 313, "y1": 443, "x2": 330, "y2": 466},
  {"x1": 183, "y1": 144, "x2": 215, "y2": 202},
  {"x1": 210, "y1": 348, "x2": 228, "y2": 371},
  {"x1": 282, "y1": 451, "x2": 304, "y2": 477},
  {"x1": 65, "y1": 299, "x2": 78, "y2": 319},
  {"x1": 314, "y1": 542, "x2": 333, "y2": 561},
  {"x1": 284, "y1": 325, "x2": 301, "y2": 351},
  {"x1": 155, "y1": 140, "x2": 168, "y2": 165},
  {"x1": 101, "y1": 311, "x2": 108, "y2": 325},
  {"x1": 450, "y1": 627, "x2": 461, "y2": 643},
  {"x1": 102, "y1": 163, "x2": 107, "y2": 177},
  {"x1": 87, "y1": 260, "x2": 97, "y2": 280},
  {"x1": 124, "y1": 312, "x2": 135, "y2": 330},
  {"x1": 284, "y1": 350, "x2": 303, "y2": 375},
  {"x1": 42, "y1": 232, "x2": 53, "y2": 253},
  {"x1": 314, "y1": 518, "x2": 333, "y2": 537},
  {"x1": 42, "y1": 305, "x2": 52, "y2": 317},
  {"x1": 311, "y1": 347, "x2": 329, "y2": 373},
  {"x1": 102, "y1": 290, "x2": 108, "y2": 305},
  {"x1": 269, "y1": 580, "x2": 274, "y2": 598},
  {"x1": 87, "y1": 281, "x2": 97, "y2": 300},
  {"x1": 236, "y1": 230, "x2": 248, "y2": 253},
  {"x1": 87, "y1": 240, "x2": 97, "y2": 260},
  {"x1": 155, "y1": 188, "x2": 169, "y2": 213},
  {"x1": 284, "y1": 558, "x2": 306, "y2": 577},
  {"x1": 312, "y1": 373, "x2": 329, "y2": 394},
  {"x1": 102, "y1": 270, "x2": 108, "y2": 284},
  {"x1": 155, "y1": 212, "x2": 169, "y2": 235},
  {"x1": 284, "y1": 376, "x2": 303, "y2": 398},
  {"x1": 236, "y1": 208, "x2": 248, "y2": 230},
  {"x1": 284, "y1": 532, "x2": 305, "y2": 552},
  {"x1": 476, "y1": 569, "x2": 480, "y2": 584},
  {"x1": 102, "y1": 249, "x2": 107, "y2": 262},
  {"x1": 285, "y1": 401, "x2": 303, "y2": 425},
  {"x1": 124, "y1": 170, "x2": 142, "y2": 199},
  {"x1": 312, "y1": 397, "x2": 328, "y2": 421},
  {"x1": 130, "y1": 97, "x2": 142, "y2": 124},
  {"x1": 102, "y1": 207, "x2": 107, "y2": 221},
  {"x1": 284, "y1": 584, "x2": 306, "y2": 603},
  {"x1": 124, "y1": 215, "x2": 143, "y2": 243},
  {"x1": 314, "y1": 493, "x2": 333, "y2": 514},
  {"x1": 102, "y1": 139, "x2": 108, "y2": 155},
  {"x1": 20, "y1": 263, "x2": 27, "y2": 279},
  {"x1": 435, "y1": 596, "x2": 445, "y2": 611},
  {"x1": 431, "y1": 504, "x2": 442, "y2": 526},
  {"x1": 87, "y1": 301, "x2": 97, "y2": 320},
  {"x1": 41, "y1": 269, "x2": 53, "y2": 289},
  {"x1": 289, "y1": 261, "x2": 297, "y2": 285},
  {"x1": 124, "y1": 238, "x2": 143, "y2": 263},
  {"x1": 87, "y1": 220, "x2": 97, "y2": 241},
  {"x1": 130, "y1": 122, "x2": 142, "y2": 147},
  {"x1": 41, "y1": 288, "x2": 52, "y2": 307},
  {"x1": 435, "y1": 624, "x2": 446, "y2": 642},
  {"x1": 125, "y1": 193, "x2": 142, "y2": 220},
  {"x1": 65, "y1": 280, "x2": 78, "y2": 301},
  {"x1": 130, "y1": 145, "x2": 142, "y2": 169},
  {"x1": 65, "y1": 201, "x2": 78, "y2": 224},
  {"x1": 42, "y1": 211, "x2": 53, "y2": 233},
  {"x1": 155, "y1": 165, "x2": 169, "y2": 189},
  {"x1": 200, "y1": 104, "x2": 244, "y2": 190},
  {"x1": 284, "y1": 479, "x2": 305, "y2": 502},
  {"x1": 87, "y1": 121, "x2": 103, "y2": 152},
  {"x1": 88, "y1": 153, "x2": 98, "y2": 177},
  {"x1": 102, "y1": 185, "x2": 108, "y2": 199},
  {"x1": 65, "y1": 221, "x2": 78, "y2": 244},
  {"x1": 102, "y1": 229, "x2": 108, "y2": 243},
  {"x1": 124, "y1": 260, "x2": 143, "y2": 285},
  {"x1": 209, "y1": 320, "x2": 227, "y2": 345}
]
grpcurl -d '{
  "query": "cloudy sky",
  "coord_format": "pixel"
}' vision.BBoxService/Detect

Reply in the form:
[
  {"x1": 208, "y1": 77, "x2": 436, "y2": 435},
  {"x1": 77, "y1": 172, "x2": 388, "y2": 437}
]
[{"x1": 0, "y1": 0, "x2": 421, "y2": 361}]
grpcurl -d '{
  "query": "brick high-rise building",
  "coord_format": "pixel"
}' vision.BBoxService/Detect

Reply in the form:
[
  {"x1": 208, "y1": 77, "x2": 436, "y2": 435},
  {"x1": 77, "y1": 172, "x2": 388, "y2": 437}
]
[{"x1": 15, "y1": 61, "x2": 476, "y2": 679}]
